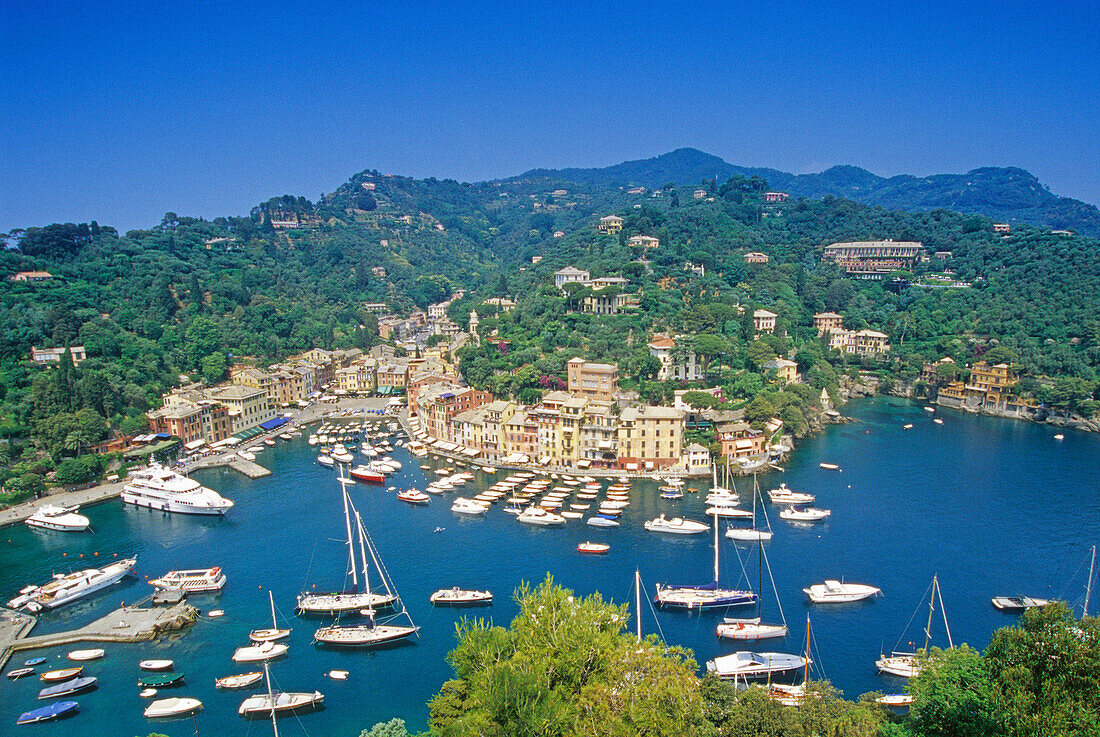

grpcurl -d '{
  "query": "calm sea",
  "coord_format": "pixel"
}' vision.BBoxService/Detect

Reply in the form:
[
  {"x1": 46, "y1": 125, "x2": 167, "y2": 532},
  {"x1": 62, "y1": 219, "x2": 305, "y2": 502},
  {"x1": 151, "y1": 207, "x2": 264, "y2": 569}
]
[{"x1": 1, "y1": 397, "x2": 1098, "y2": 736}]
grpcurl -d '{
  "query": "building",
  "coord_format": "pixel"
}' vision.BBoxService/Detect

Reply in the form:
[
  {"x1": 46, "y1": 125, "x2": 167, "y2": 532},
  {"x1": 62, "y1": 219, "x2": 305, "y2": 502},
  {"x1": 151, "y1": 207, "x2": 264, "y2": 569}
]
[
  {"x1": 370, "y1": 266, "x2": 386, "y2": 278},
  {"x1": 764, "y1": 358, "x2": 799, "y2": 384},
  {"x1": 921, "y1": 356, "x2": 957, "y2": 384},
  {"x1": 764, "y1": 192, "x2": 789, "y2": 203},
  {"x1": 827, "y1": 329, "x2": 891, "y2": 356},
  {"x1": 335, "y1": 361, "x2": 377, "y2": 394},
  {"x1": 823, "y1": 240, "x2": 927, "y2": 277},
  {"x1": 628, "y1": 235, "x2": 660, "y2": 249},
  {"x1": 744, "y1": 252, "x2": 769, "y2": 264},
  {"x1": 147, "y1": 399, "x2": 231, "y2": 445},
  {"x1": 208, "y1": 384, "x2": 275, "y2": 434},
  {"x1": 362, "y1": 302, "x2": 388, "y2": 314},
  {"x1": 716, "y1": 421, "x2": 767, "y2": 459},
  {"x1": 582, "y1": 291, "x2": 638, "y2": 315},
  {"x1": 693, "y1": 189, "x2": 707, "y2": 199},
  {"x1": 427, "y1": 300, "x2": 452, "y2": 321},
  {"x1": 753, "y1": 309, "x2": 778, "y2": 334},
  {"x1": 412, "y1": 383, "x2": 494, "y2": 442},
  {"x1": 482, "y1": 297, "x2": 516, "y2": 311},
  {"x1": 685, "y1": 262, "x2": 705, "y2": 277},
  {"x1": 31, "y1": 345, "x2": 87, "y2": 365},
  {"x1": 554, "y1": 266, "x2": 591, "y2": 288},
  {"x1": 934, "y1": 251, "x2": 953, "y2": 260},
  {"x1": 597, "y1": 215, "x2": 623, "y2": 234},
  {"x1": 617, "y1": 405, "x2": 685, "y2": 471},
  {"x1": 9, "y1": 271, "x2": 53, "y2": 282},
  {"x1": 813, "y1": 312, "x2": 844, "y2": 336},
  {"x1": 966, "y1": 361, "x2": 1017, "y2": 401},
  {"x1": 993, "y1": 223, "x2": 1011, "y2": 234},
  {"x1": 566, "y1": 358, "x2": 618, "y2": 401},
  {"x1": 648, "y1": 336, "x2": 703, "y2": 382}
]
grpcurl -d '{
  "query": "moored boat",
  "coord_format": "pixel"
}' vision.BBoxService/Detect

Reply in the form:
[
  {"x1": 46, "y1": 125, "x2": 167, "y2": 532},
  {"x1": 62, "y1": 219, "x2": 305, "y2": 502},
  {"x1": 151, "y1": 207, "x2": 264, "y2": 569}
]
[
  {"x1": 779, "y1": 506, "x2": 831, "y2": 522},
  {"x1": 8, "y1": 557, "x2": 137, "y2": 612},
  {"x1": 39, "y1": 667, "x2": 82, "y2": 682},
  {"x1": 122, "y1": 463, "x2": 233, "y2": 515},
  {"x1": 516, "y1": 506, "x2": 566, "y2": 526},
  {"x1": 577, "y1": 541, "x2": 610, "y2": 555},
  {"x1": 216, "y1": 672, "x2": 264, "y2": 689},
  {"x1": 250, "y1": 590, "x2": 291, "y2": 643},
  {"x1": 144, "y1": 697, "x2": 203, "y2": 718},
  {"x1": 239, "y1": 690, "x2": 324, "y2": 718},
  {"x1": 804, "y1": 580, "x2": 881, "y2": 603},
  {"x1": 25, "y1": 505, "x2": 90, "y2": 532},
  {"x1": 67, "y1": 649, "x2": 105, "y2": 661},
  {"x1": 232, "y1": 640, "x2": 288, "y2": 663},
  {"x1": 139, "y1": 660, "x2": 173, "y2": 671},
  {"x1": 450, "y1": 497, "x2": 489, "y2": 515},
  {"x1": 429, "y1": 587, "x2": 493, "y2": 606},
  {"x1": 991, "y1": 595, "x2": 1050, "y2": 611},
  {"x1": 397, "y1": 489, "x2": 430, "y2": 505},
  {"x1": 7, "y1": 667, "x2": 36, "y2": 680},
  {"x1": 643, "y1": 514, "x2": 708, "y2": 534},
  {"x1": 705, "y1": 650, "x2": 810, "y2": 679},
  {"x1": 768, "y1": 483, "x2": 815, "y2": 505},
  {"x1": 16, "y1": 701, "x2": 78, "y2": 725},
  {"x1": 38, "y1": 676, "x2": 97, "y2": 699},
  {"x1": 148, "y1": 566, "x2": 227, "y2": 593},
  {"x1": 139, "y1": 672, "x2": 185, "y2": 688}
]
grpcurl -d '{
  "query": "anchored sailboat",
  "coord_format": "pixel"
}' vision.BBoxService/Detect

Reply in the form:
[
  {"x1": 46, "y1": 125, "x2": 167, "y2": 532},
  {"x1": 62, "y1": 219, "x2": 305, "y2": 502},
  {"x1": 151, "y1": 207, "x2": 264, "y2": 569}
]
[
  {"x1": 725, "y1": 475, "x2": 773, "y2": 542},
  {"x1": 654, "y1": 513, "x2": 756, "y2": 610},
  {"x1": 717, "y1": 540, "x2": 788, "y2": 640},
  {"x1": 250, "y1": 590, "x2": 291, "y2": 643},
  {"x1": 876, "y1": 574, "x2": 953, "y2": 678}
]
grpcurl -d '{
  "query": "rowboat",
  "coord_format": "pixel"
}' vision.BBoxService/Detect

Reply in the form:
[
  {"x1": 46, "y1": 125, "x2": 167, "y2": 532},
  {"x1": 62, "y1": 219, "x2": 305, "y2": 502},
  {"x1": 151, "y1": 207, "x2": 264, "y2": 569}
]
[
  {"x1": 68, "y1": 648, "x2": 105, "y2": 661},
  {"x1": 38, "y1": 676, "x2": 97, "y2": 699},
  {"x1": 17, "y1": 701, "x2": 79, "y2": 725},
  {"x1": 40, "y1": 667, "x2": 82, "y2": 682},
  {"x1": 138, "y1": 672, "x2": 185, "y2": 688},
  {"x1": 7, "y1": 667, "x2": 35, "y2": 680},
  {"x1": 215, "y1": 672, "x2": 263, "y2": 689},
  {"x1": 577, "y1": 542, "x2": 610, "y2": 555},
  {"x1": 139, "y1": 660, "x2": 174, "y2": 671}
]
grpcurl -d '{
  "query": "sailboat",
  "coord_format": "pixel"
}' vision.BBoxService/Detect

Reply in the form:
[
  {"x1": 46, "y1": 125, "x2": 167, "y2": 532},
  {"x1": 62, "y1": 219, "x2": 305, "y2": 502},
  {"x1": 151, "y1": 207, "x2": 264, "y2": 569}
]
[
  {"x1": 876, "y1": 574, "x2": 953, "y2": 678},
  {"x1": 238, "y1": 661, "x2": 324, "y2": 719},
  {"x1": 297, "y1": 477, "x2": 397, "y2": 615},
  {"x1": 313, "y1": 504, "x2": 419, "y2": 648},
  {"x1": 769, "y1": 616, "x2": 818, "y2": 706},
  {"x1": 725, "y1": 475, "x2": 774, "y2": 541},
  {"x1": 654, "y1": 513, "x2": 756, "y2": 609},
  {"x1": 717, "y1": 540, "x2": 788, "y2": 640},
  {"x1": 250, "y1": 590, "x2": 291, "y2": 643}
]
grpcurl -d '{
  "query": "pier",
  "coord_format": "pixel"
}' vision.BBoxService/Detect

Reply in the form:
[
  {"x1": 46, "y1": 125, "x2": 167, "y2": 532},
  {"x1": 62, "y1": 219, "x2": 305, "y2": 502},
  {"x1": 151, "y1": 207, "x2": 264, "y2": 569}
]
[
  {"x1": 0, "y1": 481, "x2": 127, "y2": 529},
  {"x1": 0, "y1": 601, "x2": 199, "y2": 670}
]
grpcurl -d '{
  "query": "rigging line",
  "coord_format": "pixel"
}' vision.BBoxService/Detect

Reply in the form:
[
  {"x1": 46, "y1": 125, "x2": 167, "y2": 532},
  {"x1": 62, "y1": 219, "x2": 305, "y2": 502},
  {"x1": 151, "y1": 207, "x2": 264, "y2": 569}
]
[
  {"x1": 808, "y1": 623, "x2": 828, "y2": 683},
  {"x1": 728, "y1": 537, "x2": 753, "y2": 590},
  {"x1": 937, "y1": 578, "x2": 954, "y2": 649},
  {"x1": 1055, "y1": 551, "x2": 1091, "y2": 603},
  {"x1": 642, "y1": 577, "x2": 669, "y2": 645},
  {"x1": 891, "y1": 578, "x2": 935, "y2": 654},
  {"x1": 300, "y1": 539, "x2": 320, "y2": 590},
  {"x1": 760, "y1": 542, "x2": 787, "y2": 627}
]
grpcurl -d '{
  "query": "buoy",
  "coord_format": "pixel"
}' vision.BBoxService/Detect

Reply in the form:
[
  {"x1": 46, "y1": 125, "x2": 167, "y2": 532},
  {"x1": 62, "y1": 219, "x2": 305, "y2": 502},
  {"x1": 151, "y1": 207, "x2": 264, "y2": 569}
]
[{"x1": 94, "y1": 552, "x2": 98, "y2": 556}]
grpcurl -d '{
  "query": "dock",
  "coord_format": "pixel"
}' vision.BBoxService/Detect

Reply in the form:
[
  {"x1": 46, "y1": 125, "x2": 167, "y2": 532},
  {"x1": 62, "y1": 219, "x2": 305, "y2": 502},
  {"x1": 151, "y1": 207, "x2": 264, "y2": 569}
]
[
  {"x1": 0, "y1": 481, "x2": 127, "y2": 529},
  {"x1": 0, "y1": 601, "x2": 199, "y2": 670},
  {"x1": 225, "y1": 458, "x2": 271, "y2": 478}
]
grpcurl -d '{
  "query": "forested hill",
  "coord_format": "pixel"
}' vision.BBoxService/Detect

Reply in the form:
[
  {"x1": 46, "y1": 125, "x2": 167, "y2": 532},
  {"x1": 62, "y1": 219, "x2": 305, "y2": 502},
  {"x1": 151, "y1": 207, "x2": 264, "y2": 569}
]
[{"x1": 514, "y1": 148, "x2": 1100, "y2": 237}]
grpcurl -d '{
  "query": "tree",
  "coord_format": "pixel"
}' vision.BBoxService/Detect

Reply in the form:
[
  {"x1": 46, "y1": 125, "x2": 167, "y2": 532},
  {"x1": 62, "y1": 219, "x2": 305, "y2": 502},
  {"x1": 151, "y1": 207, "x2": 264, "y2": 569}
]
[
  {"x1": 359, "y1": 718, "x2": 410, "y2": 737},
  {"x1": 201, "y1": 352, "x2": 227, "y2": 385},
  {"x1": 743, "y1": 395, "x2": 776, "y2": 426},
  {"x1": 681, "y1": 391, "x2": 719, "y2": 409},
  {"x1": 693, "y1": 334, "x2": 726, "y2": 376}
]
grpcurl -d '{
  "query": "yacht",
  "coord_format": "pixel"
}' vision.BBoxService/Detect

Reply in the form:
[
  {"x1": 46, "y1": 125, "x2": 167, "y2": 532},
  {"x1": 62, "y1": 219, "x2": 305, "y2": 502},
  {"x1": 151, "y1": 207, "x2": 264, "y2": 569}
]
[
  {"x1": 429, "y1": 587, "x2": 493, "y2": 606},
  {"x1": 991, "y1": 595, "x2": 1051, "y2": 611},
  {"x1": 450, "y1": 497, "x2": 489, "y2": 515},
  {"x1": 239, "y1": 690, "x2": 324, "y2": 718},
  {"x1": 804, "y1": 580, "x2": 881, "y2": 603},
  {"x1": 25, "y1": 505, "x2": 90, "y2": 532},
  {"x1": 148, "y1": 566, "x2": 227, "y2": 593},
  {"x1": 768, "y1": 483, "x2": 815, "y2": 505},
  {"x1": 122, "y1": 464, "x2": 233, "y2": 515},
  {"x1": 779, "y1": 506, "x2": 831, "y2": 522},
  {"x1": 706, "y1": 650, "x2": 810, "y2": 679},
  {"x1": 144, "y1": 697, "x2": 203, "y2": 718},
  {"x1": 643, "y1": 514, "x2": 709, "y2": 534},
  {"x1": 516, "y1": 506, "x2": 566, "y2": 526},
  {"x1": 7, "y1": 557, "x2": 137, "y2": 612},
  {"x1": 232, "y1": 640, "x2": 288, "y2": 663},
  {"x1": 397, "y1": 489, "x2": 430, "y2": 505}
]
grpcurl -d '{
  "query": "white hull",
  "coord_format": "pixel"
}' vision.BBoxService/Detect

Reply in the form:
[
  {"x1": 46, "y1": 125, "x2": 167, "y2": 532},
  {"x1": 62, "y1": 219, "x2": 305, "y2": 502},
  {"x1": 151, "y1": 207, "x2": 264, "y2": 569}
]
[
  {"x1": 876, "y1": 654, "x2": 921, "y2": 678},
  {"x1": 717, "y1": 620, "x2": 788, "y2": 640},
  {"x1": 26, "y1": 506, "x2": 90, "y2": 531},
  {"x1": 296, "y1": 591, "x2": 396, "y2": 614},
  {"x1": 9, "y1": 558, "x2": 136, "y2": 611},
  {"x1": 232, "y1": 641, "x2": 288, "y2": 662},
  {"x1": 121, "y1": 490, "x2": 229, "y2": 515},
  {"x1": 313, "y1": 624, "x2": 418, "y2": 647},
  {"x1": 724, "y1": 528, "x2": 773, "y2": 541},
  {"x1": 804, "y1": 581, "x2": 880, "y2": 603}
]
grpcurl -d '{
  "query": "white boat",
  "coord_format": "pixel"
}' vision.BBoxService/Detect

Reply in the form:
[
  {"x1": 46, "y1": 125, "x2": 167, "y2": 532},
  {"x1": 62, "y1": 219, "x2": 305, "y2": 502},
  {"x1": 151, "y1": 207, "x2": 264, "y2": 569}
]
[
  {"x1": 877, "y1": 575, "x2": 953, "y2": 678},
  {"x1": 804, "y1": 580, "x2": 881, "y2": 603},
  {"x1": 139, "y1": 660, "x2": 174, "y2": 671},
  {"x1": 586, "y1": 516, "x2": 619, "y2": 528},
  {"x1": 768, "y1": 483, "x2": 815, "y2": 505},
  {"x1": 517, "y1": 506, "x2": 566, "y2": 526},
  {"x1": 655, "y1": 515, "x2": 756, "y2": 610},
  {"x1": 707, "y1": 506, "x2": 752, "y2": 518},
  {"x1": 818, "y1": 463, "x2": 840, "y2": 470},
  {"x1": 239, "y1": 690, "x2": 324, "y2": 718},
  {"x1": 250, "y1": 590, "x2": 291, "y2": 643},
  {"x1": 1054, "y1": 433, "x2": 1065, "y2": 440},
  {"x1": 298, "y1": 477, "x2": 398, "y2": 615},
  {"x1": 876, "y1": 693, "x2": 914, "y2": 707},
  {"x1": 25, "y1": 505, "x2": 90, "y2": 532},
  {"x1": 328, "y1": 670, "x2": 349, "y2": 680},
  {"x1": 451, "y1": 497, "x2": 489, "y2": 515},
  {"x1": 144, "y1": 697, "x2": 202, "y2": 718},
  {"x1": 717, "y1": 616, "x2": 789, "y2": 640},
  {"x1": 140, "y1": 688, "x2": 158, "y2": 697},
  {"x1": 643, "y1": 514, "x2": 708, "y2": 534},
  {"x1": 122, "y1": 463, "x2": 233, "y2": 515},
  {"x1": 767, "y1": 617, "x2": 817, "y2": 706},
  {"x1": 991, "y1": 595, "x2": 1051, "y2": 611},
  {"x1": 397, "y1": 488, "x2": 430, "y2": 505},
  {"x1": 7, "y1": 557, "x2": 137, "y2": 612},
  {"x1": 429, "y1": 587, "x2": 493, "y2": 606},
  {"x1": 317, "y1": 454, "x2": 335, "y2": 467},
  {"x1": 779, "y1": 506, "x2": 831, "y2": 522},
  {"x1": 149, "y1": 566, "x2": 227, "y2": 593},
  {"x1": 577, "y1": 541, "x2": 610, "y2": 555},
  {"x1": 67, "y1": 649, "x2": 105, "y2": 661},
  {"x1": 706, "y1": 650, "x2": 809, "y2": 680},
  {"x1": 232, "y1": 640, "x2": 288, "y2": 663},
  {"x1": 725, "y1": 476, "x2": 775, "y2": 542},
  {"x1": 215, "y1": 671, "x2": 263, "y2": 689}
]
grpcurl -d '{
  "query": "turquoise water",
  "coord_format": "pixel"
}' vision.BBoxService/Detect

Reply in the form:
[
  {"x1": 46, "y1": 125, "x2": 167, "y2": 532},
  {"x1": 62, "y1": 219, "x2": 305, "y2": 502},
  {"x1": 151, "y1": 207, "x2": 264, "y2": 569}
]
[{"x1": 2, "y1": 397, "x2": 1098, "y2": 736}]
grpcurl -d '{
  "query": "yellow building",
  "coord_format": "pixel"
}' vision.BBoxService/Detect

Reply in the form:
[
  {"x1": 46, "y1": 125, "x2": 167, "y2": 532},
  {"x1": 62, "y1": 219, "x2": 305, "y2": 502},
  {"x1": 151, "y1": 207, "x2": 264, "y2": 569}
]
[
  {"x1": 966, "y1": 361, "x2": 1017, "y2": 401},
  {"x1": 764, "y1": 358, "x2": 799, "y2": 384},
  {"x1": 597, "y1": 215, "x2": 623, "y2": 234},
  {"x1": 813, "y1": 312, "x2": 844, "y2": 336},
  {"x1": 209, "y1": 384, "x2": 275, "y2": 434},
  {"x1": 616, "y1": 405, "x2": 684, "y2": 471},
  {"x1": 566, "y1": 358, "x2": 618, "y2": 400}
]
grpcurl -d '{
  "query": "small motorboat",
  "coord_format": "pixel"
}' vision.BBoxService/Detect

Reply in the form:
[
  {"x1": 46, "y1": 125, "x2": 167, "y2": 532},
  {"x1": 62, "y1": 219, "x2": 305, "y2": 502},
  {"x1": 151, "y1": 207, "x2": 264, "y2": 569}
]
[
  {"x1": 779, "y1": 506, "x2": 831, "y2": 522},
  {"x1": 933, "y1": 418, "x2": 944, "y2": 425},
  {"x1": 138, "y1": 672, "x2": 185, "y2": 688},
  {"x1": 38, "y1": 676, "x2": 97, "y2": 699},
  {"x1": 804, "y1": 580, "x2": 881, "y2": 603},
  {"x1": 768, "y1": 483, "x2": 815, "y2": 505},
  {"x1": 232, "y1": 640, "x2": 288, "y2": 663},
  {"x1": 139, "y1": 660, "x2": 174, "y2": 671},
  {"x1": 328, "y1": 669, "x2": 349, "y2": 680},
  {"x1": 991, "y1": 595, "x2": 1050, "y2": 611},
  {"x1": 144, "y1": 697, "x2": 203, "y2": 718},
  {"x1": 707, "y1": 506, "x2": 753, "y2": 518},
  {"x1": 17, "y1": 701, "x2": 79, "y2": 725},
  {"x1": 586, "y1": 516, "x2": 619, "y2": 528},
  {"x1": 40, "y1": 667, "x2": 82, "y2": 682},
  {"x1": 25, "y1": 504, "x2": 90, "y2": 532},
  {"x1": 903, "y1": 423, "x2": 914, "y2": 429},
  {"x1": 397, "y1": 489, "x2": 431, "y2": 505},
  {"x1": 67, "y1": 649, "x2": 105, "y2": 661},
  {"x1": 450, "y1": 497, "x2": 489, "y2": 515},
  {"x1": 24, "y1": 658, "x2": 46, "y2": 667},
  {"x1": 317, "y1": 454, "x2": 335, "y2": 468},
  {"x1": 577, "y1": 542, "x2": 610, "y2": 555},
  {"x1": 643, "y1": 514, "x2": 709, "y2": 534},
  {"x1": 215, "y1": 672, "x2": 263, "y2": 689},
  {"x1": 516, "y1": 506, "x2": 566, "y2": 526},
  {"x1": 429, "y1": 588, "x2": 493, "y2": 606},
  {"x1": 876, "y1": 693, "x2": 914, "y2": 707},
  {"x1": 818, "y1": 463, "x2": 840, "y2": 470},
  {"x1": 208, "y1": 609, "x2": 225, "y2": 618},
  {"x1": 7, "y1": 667, "x2": 35, "y2": 680},
  {"x1": 140, "y1": 688, "x2": 158, "y2": 698}
]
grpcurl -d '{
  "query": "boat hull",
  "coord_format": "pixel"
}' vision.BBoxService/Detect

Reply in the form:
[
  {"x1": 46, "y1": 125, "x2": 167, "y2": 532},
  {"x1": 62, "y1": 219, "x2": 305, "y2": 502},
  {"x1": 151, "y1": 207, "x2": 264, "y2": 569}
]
[
  {"x1": 121, "y1": 491, "x2": 228, "y2": 515},
  {"x1": 296, "y1": 592, "x2": 396, "y2": 615},
  {"x1": 313, "y1": 624, "x2": 418, "y2": 648}
]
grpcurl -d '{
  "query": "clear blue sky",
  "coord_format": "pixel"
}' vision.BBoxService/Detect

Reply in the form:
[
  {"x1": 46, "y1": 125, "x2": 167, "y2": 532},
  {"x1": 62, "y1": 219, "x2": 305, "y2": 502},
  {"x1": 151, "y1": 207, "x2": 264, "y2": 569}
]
[{"x1": 2, "y1": 0, "x2": 1097, "y2": 233}]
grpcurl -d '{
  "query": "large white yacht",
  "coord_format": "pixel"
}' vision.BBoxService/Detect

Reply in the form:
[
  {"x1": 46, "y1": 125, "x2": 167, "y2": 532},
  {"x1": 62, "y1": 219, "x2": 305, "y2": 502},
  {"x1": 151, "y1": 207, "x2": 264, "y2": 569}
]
[
  {"x1": 122, "y1": 464, "x2": 234, "y2": 515},
  {"x1": 7, "y1": 556, "x2": 137, "y2": 612}
]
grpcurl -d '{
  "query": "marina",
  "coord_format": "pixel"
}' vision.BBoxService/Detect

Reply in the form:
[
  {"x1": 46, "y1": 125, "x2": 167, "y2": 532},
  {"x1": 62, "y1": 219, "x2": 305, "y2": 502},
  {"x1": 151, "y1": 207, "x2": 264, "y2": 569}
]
[{"x1": 0, "y1": 397, "x2": 1097, "y2": 735}]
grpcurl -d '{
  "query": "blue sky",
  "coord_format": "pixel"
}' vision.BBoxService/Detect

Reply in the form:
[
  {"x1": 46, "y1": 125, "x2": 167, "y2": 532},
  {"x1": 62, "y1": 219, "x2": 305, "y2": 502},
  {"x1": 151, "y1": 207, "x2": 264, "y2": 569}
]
[{"x1": 2, "y1": 1, "x2": 1097, "y2": 232}]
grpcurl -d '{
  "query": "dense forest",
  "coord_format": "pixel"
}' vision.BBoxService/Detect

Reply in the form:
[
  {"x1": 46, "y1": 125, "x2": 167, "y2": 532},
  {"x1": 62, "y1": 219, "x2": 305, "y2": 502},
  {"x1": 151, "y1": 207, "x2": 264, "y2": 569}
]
[{"x1": 2, "y1": 161, "x2": 1099, "y2": 501}]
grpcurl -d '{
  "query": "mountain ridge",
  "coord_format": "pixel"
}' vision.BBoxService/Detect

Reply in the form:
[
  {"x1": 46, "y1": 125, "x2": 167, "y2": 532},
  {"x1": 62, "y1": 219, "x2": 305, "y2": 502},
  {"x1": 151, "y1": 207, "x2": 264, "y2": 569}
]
[{"x1": 510, "y1": 148, "x2": 1100, "y2": 236}]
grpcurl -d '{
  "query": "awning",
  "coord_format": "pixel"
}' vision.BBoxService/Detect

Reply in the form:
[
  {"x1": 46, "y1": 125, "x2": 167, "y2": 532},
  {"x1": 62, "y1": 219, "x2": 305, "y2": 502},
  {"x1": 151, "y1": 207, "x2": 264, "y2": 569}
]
[
  {"x1": 259, "y1": 417, "x2": 290, "y2": 431},
  {"x1": 734, "y1": 439, "x2": 756, "y2": 450},
  {"x1": 576, "y1": 459, "x2": 592, "y2": 468},
  {"x1": 645, "y1": 461, "x2": 655, "y2": 469},
  {"x1": 625, "y1": 462, "x2": 639, "y2": 470},
  {"x1": 463, "y1": 448, "x2": 481, "y2": 457},
  {"x1": 183, "y1": 439, "x2": 206, "y2": 450},
  {"x1": 538, "y1": 456, "x2": 552, "y2": 465},
  {"x1": 154, "y1": 432, "x2": 171, "y2": 439}
]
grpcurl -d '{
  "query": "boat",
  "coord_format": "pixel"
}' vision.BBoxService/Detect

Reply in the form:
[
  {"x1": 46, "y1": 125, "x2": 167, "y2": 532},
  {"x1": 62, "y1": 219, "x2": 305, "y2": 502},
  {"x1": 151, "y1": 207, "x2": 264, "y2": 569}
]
[
  {"x1": 7, "y1": 667, "x2": 35, "y2": 680},
  {"x1": 818, "y1": 463, "x2": 840, "y2": 470},
  {"x1": 643, "y1": 514, "x2": 709, "y2": 534},
  {"x1": 313, "y1": 502, "x2": 419, "y2": 648},
  {"x1": 138, "y1": 672, "x2": 186, "y2": 688},
  {"x1": 429, "y1": 587, "x2": 493, "y2": 606},
  {"x1": 297, "y1": 477, "x2": 398, "y2": 615},
  {"x1": 804, "y1": 580, "x2": 881, "y2": 603},
  {"x1": 317, "y1": 454, "x2": 335, "y2": 468},
  {"x1": 139, "y1": 660, "x2": 173, "y2": 671},
  {"x1": 877, "y1": 575, "x2": 953, "y2": 679},
  {"x1": 655, "y1": 514, "x2": 756, "y2": 610},
  {"x1": 40, "y1": 667, "x2": 83, "y2": 682},
  {"x1": 24, "y1": 658, "x2": 45, "y2": 666},
  {"x1": 232, "y1": 639, "x2": 289, "y2": 663},
  {"x1": 707, "y1": 506, "x2": 752, "y2": 518},
  {"x1": 216, "y1": 672, "x2": 264, "y2": 689},
  {"x1": 876, "y1": 693, "x2": 914, "y2": 707},
  {"x1": 706, "y1": 650, "x2": 810, "y2": 680},
  {"x1": 397, "y1": 489, "x2": 430, "y2": 505},
  {"x1": 264, "y1": 439, "x2": 276, "y2": 446},
  {"x1": 208, "y1": 609, "x2": 225, "y2": 617},
  {"x1": 924, "y1": 406, "x2": 936, "y2": 412},
  {"x1": 767, "y1": 483, "x2": 815, "y2": 505},
  {"x1": 577, "y1": 541, "x2": 610, "y2": 555},
  {"x1": 67, "y1": 649, "x2": 105, "y2": 661},
  {"x1": 586, "y1": 516, "x2": 619, "y2": 528},
  {"x1": 779, "y1": 506, "x2": 831, "y2": 522},
  {"x1": 768, "y1": 617, "x2": 818, "y2": 706},
  {"x1": 450, "y1": 497, "x2": 489, "y2": 515},
  {"x1": 718, "y1": 540, "x2": 787, "y2": 640},
  {"x1": 38, "y1": 676, "x2": 97, "y2": 699},
  {"x1": 725, "y1": 476, "x2": 775, "y2": 542},
  {"x1": 140, "y1": 688, "x2": 158, "y2": 698},
  {"x1": 331, "y1": 444, "x2": 354, "y2": 463},
  {"x1": 1054, "y1": 433, "x2": 1065, "y2": 440},
  {"x1": 122, "y1": 463, "x2": 233, "y2": 514},
  {"x1": 903, "y1": 423, "x2": 914, "y2": 430},
  {"x1": 659, "y1": 489, "x2": 684, "y2": 499},
  {"x1": 25, "y1": 504, "x2": 90, "y2": 532},
  {"x1": 516, "y1": 506, "x2": 567, "y2": 526},
  {"x1": 250, "y1": 590, "x2": 291, "y2": 643},
  {"x1": 7, "y1": 557, "x2": 137, "y2": 612},
  {"x1": 239, "y1": 688, "x2": 324, "y2": 718},
  {"x1": 16, "y1": 701, "x2": 79, "y2": 725},
  {"x1": 144, "y1": 697, "x2": 203, "y2": 718},
  {"x1": 991, "y1": 595, "x2": 1050, "y2": 611},
  {"x1": 148, "y1": 566, "x2": 227, "y2": 593}
]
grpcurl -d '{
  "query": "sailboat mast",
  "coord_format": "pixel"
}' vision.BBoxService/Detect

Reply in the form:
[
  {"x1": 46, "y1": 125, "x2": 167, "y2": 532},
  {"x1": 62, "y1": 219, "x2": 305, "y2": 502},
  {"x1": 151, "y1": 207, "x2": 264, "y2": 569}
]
[
  {"x1": 713, "y1": 511, "x2": 720, "y2": 584},
  {"x1": 341, "y1": 482, "x2": 358, "y2": 590},
  {"x1": 268, "y1": 590, "x2": 277, "y2": 629},
  {"x1": 1086, "y1": 546, "x2": 1096, "y2": 618},
  {"x1": 264, "y1": 661, "x2": 279, "y2": 737},
  {"x1": 635, "y1": 570, "x2": 642, "y2": 642},
  {"x1": 354, "y1": 509, "x2": 373, "y2": 627},
  {"x1": 802, "y1": 615, "x2": 811, "y2": 687},
  {"x1": 923, "y1": 575, "x2": 938, "y2": 652}
]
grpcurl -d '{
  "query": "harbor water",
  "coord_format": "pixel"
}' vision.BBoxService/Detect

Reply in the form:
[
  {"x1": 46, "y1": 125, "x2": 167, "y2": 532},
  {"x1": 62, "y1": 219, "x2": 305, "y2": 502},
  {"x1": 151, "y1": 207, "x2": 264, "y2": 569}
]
[{"x1": 1, "y1": 397, "x2": 1098, "y2": 735}]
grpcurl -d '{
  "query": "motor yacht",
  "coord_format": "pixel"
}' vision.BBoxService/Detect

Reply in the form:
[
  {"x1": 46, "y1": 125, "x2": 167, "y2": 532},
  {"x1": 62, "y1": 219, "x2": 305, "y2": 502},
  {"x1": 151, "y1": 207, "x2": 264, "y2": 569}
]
[
  {"x1": 122, "y1": 464, "x2": 233, "y2": 515},
  {"x1": 803, "y1": 580, "x2": 881, "y2": 603},
  {"x1": 25, "y1": 504, "x2": 90, "y2": 532},
  {"x1": 7, "y1": 557, "x2": 137, "y2": 612},
  {"x1": 643, "y1": 514, "x2": 709, "y2": 534}
]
